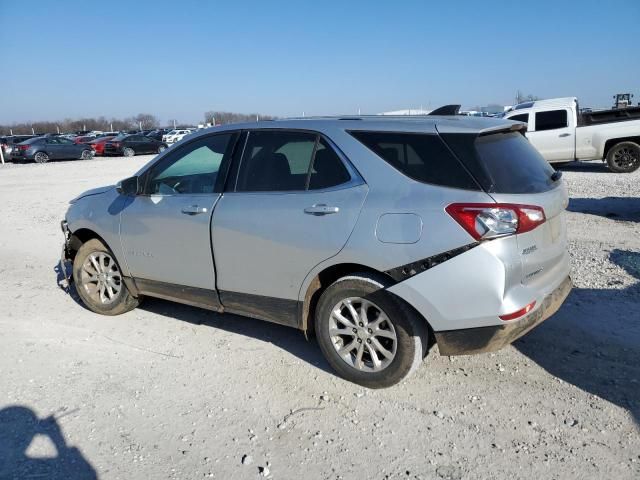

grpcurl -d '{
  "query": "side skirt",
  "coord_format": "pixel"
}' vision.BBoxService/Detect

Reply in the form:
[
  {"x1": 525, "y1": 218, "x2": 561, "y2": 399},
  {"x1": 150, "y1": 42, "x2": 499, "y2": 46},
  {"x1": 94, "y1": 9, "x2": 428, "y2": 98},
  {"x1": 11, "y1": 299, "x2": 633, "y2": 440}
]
[
  {"x1": 129, "y1": 278, "x2": 301, "y2": 329},
  {"x1": 134, "y1": 278, "x2": 223, "y2": 312},
  {"x1": 219, "y1": 290, "x2": 301, "y2": 328}
]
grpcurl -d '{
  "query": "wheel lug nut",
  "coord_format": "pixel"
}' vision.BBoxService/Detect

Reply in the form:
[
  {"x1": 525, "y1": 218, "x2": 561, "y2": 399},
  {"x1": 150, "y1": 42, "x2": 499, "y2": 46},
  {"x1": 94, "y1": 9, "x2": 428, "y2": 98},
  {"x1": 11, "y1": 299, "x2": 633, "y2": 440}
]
[
  {"x1": 357, "y1": 338, "x2": 362, "y2": 343},
  {"x1": 352, "y1": 328, "x2": 357, "y2": 333},
  {"x1": 366, "y1": 339, "x2": 371, "y2": 344},
  {"x1": 367, "y1": 328, "x2": 372, "y2": 333},
  {"x1": 359, "y1": 322, "x2": 364, "y2": 327}
]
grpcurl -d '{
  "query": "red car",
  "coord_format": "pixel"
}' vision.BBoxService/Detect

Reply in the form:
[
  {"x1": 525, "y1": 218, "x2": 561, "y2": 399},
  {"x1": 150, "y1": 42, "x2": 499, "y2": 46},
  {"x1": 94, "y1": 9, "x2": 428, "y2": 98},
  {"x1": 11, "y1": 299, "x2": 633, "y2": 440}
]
[
  {"x1": 88, "y1": 136, "x2": 115, "y2": 156},
  {"x1": 74, "y1": 136, "x2": 96, "y2": 144}
]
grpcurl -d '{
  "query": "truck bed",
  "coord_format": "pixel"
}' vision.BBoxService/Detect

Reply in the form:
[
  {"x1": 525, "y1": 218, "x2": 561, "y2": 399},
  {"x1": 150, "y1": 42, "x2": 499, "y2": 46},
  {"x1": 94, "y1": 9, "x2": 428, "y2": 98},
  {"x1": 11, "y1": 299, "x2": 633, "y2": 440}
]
[{"x1": 579, "y1": 106, "x2": 640, "y2": 126}]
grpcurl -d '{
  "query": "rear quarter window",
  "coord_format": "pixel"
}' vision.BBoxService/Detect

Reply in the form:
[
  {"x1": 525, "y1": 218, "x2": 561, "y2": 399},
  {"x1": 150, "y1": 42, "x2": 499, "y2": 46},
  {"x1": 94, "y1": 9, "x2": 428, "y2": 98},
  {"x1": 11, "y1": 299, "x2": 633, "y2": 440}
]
[{"x1": 348, "y1": 131, "x2": 479, "y2": 190}]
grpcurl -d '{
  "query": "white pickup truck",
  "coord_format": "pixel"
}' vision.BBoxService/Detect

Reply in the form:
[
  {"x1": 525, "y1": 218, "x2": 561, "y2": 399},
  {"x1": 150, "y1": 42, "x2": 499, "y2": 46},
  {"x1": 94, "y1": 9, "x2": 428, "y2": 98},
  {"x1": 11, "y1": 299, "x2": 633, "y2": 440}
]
[{"x1": 503, "y1": 97, "x2": 640, "y2": 173}]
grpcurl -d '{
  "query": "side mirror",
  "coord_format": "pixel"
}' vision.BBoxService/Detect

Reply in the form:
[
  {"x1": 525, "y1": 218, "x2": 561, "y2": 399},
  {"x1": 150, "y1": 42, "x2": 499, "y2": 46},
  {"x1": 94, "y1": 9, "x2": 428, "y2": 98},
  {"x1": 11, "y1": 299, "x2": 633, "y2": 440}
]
[{"x1": 116, "y1": 176, "x2": 140, "y2": 196}]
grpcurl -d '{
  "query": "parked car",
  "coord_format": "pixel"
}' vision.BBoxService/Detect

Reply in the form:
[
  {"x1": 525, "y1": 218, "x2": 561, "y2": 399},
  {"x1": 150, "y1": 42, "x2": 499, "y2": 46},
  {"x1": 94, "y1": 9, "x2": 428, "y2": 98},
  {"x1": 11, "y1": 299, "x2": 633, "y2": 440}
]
[
  {"x1": 162, "y1": 129, "x2": 193, "y2": 144},
  {"x1": 88, "y1": 136, "x2": 116, "y2": 156},
  {"x1": 1, "y1": 135, "x2": 39, "y2": 160},
  {"x1": 74, "y1": 136, "x2": 95, "y2": 144},
  {"x1": 103, "y1": 134, "x2": 168, "y2": 157},
  {"x1": 12, "y1": 136, "x2": 94, "y2": 163},
  {"x1": 146, "y1": 129, "x2": 170, "y2": 141},
  {"x1": 503, "y1": 96, "x2": 640, "y2": 172},
  {"x1": 61, "y1": 116, "x2": 572, "y2": 388}
]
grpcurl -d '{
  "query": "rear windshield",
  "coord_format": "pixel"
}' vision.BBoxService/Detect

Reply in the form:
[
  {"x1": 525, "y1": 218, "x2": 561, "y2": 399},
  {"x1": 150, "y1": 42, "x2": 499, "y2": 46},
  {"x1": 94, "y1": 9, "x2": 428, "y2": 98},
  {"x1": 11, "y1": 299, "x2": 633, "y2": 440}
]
[
  {"x1": 349, "y1": 131, "x2": 479, "y2": 190},
  {"x1": 442, "y1": 131, "x2": 557, "y2": 194}
]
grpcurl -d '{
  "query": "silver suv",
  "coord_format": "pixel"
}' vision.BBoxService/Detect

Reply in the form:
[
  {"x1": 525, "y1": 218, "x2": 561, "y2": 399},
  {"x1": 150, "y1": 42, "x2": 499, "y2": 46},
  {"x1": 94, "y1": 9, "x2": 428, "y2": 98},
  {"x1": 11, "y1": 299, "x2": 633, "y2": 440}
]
[{"x1": 61, "y1": 116, "x2": 572, "y2": 388}]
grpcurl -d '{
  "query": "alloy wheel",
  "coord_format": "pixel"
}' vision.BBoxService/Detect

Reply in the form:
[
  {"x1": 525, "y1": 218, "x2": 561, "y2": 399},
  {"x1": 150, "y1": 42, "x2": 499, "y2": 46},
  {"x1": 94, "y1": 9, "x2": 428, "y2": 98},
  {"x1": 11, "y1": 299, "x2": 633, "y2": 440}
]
[
  {"x1": 328, "y1": 297, "x2": 397, "y2": 372},
  {"x1": 612, "y1": 146, "x2": 639, "y2": 170},
  {"x1": 79, "y1": 252, "x2": 122, "y2": 305}
]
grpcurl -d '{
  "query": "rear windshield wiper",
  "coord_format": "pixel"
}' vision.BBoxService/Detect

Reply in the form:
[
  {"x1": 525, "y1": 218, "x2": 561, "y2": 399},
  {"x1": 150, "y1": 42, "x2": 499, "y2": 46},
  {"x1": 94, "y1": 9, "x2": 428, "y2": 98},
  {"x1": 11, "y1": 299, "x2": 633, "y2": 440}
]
[{"x1": 551, "y1": 170, "x2": 563, "y2": 182}]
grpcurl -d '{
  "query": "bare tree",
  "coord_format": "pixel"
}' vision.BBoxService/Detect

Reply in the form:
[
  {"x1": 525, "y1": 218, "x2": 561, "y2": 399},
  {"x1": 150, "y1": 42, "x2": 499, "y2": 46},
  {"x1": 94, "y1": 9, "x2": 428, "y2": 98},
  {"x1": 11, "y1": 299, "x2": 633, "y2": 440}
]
[
  {"x1": 134, "y1": 113, "x2": 160, "y2": 129},
  {"x1": 204, "y1": 111, "x2": 276, "y2": 126},
  {"x1": 515, "y1": 90, "x2": 540, "y2": 104}
]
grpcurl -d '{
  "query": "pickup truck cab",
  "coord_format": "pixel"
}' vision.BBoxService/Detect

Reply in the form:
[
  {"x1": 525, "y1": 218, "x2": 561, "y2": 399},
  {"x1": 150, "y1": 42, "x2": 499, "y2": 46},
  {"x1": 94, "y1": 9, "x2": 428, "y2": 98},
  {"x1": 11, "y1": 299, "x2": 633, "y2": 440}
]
[{"x1": 503, "y1": 97, "x2": 640, "y2": 172}]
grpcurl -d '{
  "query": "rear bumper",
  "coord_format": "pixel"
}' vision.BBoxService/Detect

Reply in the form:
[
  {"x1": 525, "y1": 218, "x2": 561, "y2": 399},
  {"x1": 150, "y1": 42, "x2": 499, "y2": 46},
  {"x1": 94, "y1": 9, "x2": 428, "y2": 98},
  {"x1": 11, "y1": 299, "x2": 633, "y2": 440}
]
[{"x1": 434, "y1": 275, "x2": 572, "y2": 355}]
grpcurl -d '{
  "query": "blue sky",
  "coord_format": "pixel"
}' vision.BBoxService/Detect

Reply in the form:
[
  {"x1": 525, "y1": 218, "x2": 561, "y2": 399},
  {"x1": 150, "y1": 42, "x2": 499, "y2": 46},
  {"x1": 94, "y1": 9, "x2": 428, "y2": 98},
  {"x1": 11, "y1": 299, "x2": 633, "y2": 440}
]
[{"x1": 1, "y1": 0, "x2": 638, "y2": 124}]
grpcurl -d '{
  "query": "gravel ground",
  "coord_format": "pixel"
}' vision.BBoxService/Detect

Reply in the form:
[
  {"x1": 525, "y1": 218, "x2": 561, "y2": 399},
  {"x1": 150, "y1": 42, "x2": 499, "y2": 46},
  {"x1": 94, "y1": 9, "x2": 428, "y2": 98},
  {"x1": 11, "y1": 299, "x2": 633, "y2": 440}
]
[{"x1": 0, "y1": 156, "x2": 638, "y2": 480}]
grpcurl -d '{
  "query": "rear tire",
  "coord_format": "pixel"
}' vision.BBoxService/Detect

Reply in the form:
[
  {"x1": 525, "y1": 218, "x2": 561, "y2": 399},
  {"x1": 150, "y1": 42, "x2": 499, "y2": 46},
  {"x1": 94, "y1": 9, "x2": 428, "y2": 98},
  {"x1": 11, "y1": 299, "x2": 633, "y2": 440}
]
[
  {"x1": 72, "y1": 239, "x2": 140, "y2": 315},
  {"x1": 123, "y1": 147, "x2": 135, "y2": 157},
  {"x1": 315, "y1": 273, "x2": 428, "y2": 388},
  {"x1": 606, "y1": 141, "x2": 640, "y2": 173},
  {"x1": 34, "y1": 152, "x2": 49, "y2": 164},
  {"x1": 80, "y1": 149, "x2": 93, "y2": 160},
  {"x1": 157, "y1": 145, "x2": 166, "y2": 154}
]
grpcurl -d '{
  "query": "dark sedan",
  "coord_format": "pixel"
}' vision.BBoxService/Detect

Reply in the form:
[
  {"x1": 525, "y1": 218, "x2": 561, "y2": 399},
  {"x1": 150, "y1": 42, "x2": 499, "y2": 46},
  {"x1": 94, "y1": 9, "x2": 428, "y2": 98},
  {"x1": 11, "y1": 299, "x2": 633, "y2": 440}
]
[
  {"x1": 103, "y1": 134, "x2": 168, "y2": 157},
  {"x1": 11, "y1": 136, "x2": 94, "y2": 163}
]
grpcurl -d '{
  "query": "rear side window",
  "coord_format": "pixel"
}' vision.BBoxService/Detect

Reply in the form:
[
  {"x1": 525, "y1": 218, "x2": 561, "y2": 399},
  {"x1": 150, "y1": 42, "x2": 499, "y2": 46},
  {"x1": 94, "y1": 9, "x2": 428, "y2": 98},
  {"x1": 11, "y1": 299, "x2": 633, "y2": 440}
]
[
  {"x1": 474, "y1": 132, "x2": 556, "y2": 193},
  {"x1": 309, "y1": 138, "x2": 351, "y2": 190},
  {"x1": 535, "y1": 110, "x2": 567, "y2": 131},
  {"x1": 349, "y1": 131, "x2": 479, "y2": 190},
  {"x1": 236, "y1": 131, "x2": 316, "y2": 191}
]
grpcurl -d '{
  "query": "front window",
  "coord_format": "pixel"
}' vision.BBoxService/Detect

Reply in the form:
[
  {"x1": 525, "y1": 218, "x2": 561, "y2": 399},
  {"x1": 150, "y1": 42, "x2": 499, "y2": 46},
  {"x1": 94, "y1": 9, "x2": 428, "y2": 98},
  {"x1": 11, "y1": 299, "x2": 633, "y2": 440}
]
[{"x1": 145, "y1": 134, "x2": 232, "y2": 195}]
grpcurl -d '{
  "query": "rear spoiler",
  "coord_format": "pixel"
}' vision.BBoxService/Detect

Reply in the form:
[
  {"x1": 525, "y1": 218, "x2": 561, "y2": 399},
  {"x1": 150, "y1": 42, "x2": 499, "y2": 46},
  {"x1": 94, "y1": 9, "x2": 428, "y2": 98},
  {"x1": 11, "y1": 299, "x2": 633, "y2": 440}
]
[{"x1": 429, "y1": 104, "x2": 461, "y2": 116}]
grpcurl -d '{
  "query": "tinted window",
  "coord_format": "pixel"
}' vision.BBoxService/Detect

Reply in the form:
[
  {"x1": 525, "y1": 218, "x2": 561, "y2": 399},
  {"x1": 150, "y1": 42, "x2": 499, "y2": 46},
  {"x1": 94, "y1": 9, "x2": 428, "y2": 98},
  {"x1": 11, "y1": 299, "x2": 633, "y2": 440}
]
[
  {"x1": 146, "y1": 134, "x2": 231, "y2": 195},
  {"x1": 535, "y1": 110, "x2": 567, "y2": 131},
  {"x1": 309, "y1": 138, "x2": 351, "y2": 190},
  {"x1": 509, "y1": 113, "x2": 529, "y2": 123},
  {"x1": 474, "y1": 132, "x2": 556, "y2": 194},
  {"x1": 349, "y1": 131, "x2": 478, "y2": 190},
  {"x1": 236, "y1": 131, "x2": 316, "y2": 192}
]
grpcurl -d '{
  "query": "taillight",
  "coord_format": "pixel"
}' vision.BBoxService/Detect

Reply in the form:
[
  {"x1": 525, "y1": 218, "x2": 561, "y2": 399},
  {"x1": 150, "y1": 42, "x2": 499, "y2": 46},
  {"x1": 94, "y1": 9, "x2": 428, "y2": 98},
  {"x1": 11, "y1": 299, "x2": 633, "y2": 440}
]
[
  {"x1": 445, "y1": 203, "x2": 545, "y2": 240},
  {"x1": 18, "y1": 145, "x2": 30, "y2": 151}
]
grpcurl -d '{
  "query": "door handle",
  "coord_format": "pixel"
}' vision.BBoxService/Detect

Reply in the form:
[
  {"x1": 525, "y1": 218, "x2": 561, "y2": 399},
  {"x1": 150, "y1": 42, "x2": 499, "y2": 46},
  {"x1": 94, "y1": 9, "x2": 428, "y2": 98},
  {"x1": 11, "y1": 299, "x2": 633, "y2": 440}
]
[
  {"x1": 304, "y1": 204, "x2": 339, "y2": 215},
  {"x1": 559, "y1": 133, "x2": 571, "y2": 137},
  {"x1": 181, "y1": 205, "x2": 208, "y2": 215}
]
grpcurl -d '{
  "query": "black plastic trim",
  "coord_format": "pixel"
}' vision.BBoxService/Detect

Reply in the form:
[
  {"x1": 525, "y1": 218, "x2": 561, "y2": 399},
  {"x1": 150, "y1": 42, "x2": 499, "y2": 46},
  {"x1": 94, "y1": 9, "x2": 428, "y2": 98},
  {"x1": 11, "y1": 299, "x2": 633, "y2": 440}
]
[
  {"x1": 135, "y1": 278, "x2": 223, "y2": 312},
  {"x1": 219, "y1": 290, "x2": 301, "y2": 328},
  {"x1": 385, "y1": 243, "x2": 478, "y2": 283}
]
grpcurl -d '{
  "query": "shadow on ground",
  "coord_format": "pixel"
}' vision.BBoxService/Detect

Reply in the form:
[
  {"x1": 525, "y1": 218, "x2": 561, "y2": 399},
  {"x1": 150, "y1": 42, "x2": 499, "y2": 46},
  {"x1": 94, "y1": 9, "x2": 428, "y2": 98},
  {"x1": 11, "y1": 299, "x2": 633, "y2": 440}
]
[
  {"x1": 0, "y1": 406, "x2": 97, "y2": 480},
  {"x1": 515, "y1": 249, "x2": 640, "y2": 425},
  {"x1": 568, "y1": 197, "x2": 640, "y2": 221},
  {"x1": 556, "y1": 161, "x2": 610, "y2": 173},
  {"x1": 139, "y1": 297, "x2": 336, "y2": 376}
]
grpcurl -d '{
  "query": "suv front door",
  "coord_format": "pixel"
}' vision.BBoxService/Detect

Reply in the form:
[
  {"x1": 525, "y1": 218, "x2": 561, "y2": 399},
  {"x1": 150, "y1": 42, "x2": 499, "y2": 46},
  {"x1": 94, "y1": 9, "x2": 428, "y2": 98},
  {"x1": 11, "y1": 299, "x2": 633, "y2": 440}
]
[
  {"x1": 119, "y1": 132, "x2": 237, "y2": 308},
  {"x1": 211, "y1": 130, "x2": 368, "y2": 326}
]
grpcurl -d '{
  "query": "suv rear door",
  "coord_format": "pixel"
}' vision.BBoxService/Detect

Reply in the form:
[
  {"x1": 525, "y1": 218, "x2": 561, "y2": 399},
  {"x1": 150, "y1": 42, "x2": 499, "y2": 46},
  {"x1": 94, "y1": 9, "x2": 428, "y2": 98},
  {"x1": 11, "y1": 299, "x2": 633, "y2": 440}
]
[{"x1": 211, "y1": 129, "x2": 367, "y2": 326}]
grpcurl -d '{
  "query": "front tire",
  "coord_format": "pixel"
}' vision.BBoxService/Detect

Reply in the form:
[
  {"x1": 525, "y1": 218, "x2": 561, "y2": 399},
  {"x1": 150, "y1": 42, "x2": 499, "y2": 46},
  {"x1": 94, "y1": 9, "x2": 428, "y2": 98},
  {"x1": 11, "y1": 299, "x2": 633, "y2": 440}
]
[
  {"x1": 72, "y1": 239, "x2": 140, "y2": 315},
  {"x1": 123, "y1": 147, "x2": 135, "y2": 157},
  {"x1": 34, "y1": 152, "x2": 49, "y2": 163},
  {"x1": 315, "y1": 273, "x2": 428, "y2": 388},
  {"x1": 606, "y1": 141, "x2": 640, "y2": 173}
]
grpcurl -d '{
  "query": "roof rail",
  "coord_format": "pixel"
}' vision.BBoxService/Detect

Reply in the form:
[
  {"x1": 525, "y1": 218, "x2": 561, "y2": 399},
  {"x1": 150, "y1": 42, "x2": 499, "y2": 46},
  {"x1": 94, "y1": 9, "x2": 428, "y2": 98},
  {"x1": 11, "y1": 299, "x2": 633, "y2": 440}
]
[{"x1": 428, "y1": 104, "x2": 461, "y2": 116}]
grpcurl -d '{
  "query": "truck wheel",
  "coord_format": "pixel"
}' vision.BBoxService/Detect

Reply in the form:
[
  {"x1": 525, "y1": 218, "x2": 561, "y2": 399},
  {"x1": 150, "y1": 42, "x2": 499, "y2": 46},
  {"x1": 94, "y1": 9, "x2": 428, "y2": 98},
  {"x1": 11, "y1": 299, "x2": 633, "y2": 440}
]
[
  {"x1": 606, "y1": 142, "x2": 640, "y2": 173},
  {"x1": 315, "y1": 273, "x2": 428, "y2": 388},
  {"x1": 72, "y1": 239, "x2": 140, "y2": 315}
]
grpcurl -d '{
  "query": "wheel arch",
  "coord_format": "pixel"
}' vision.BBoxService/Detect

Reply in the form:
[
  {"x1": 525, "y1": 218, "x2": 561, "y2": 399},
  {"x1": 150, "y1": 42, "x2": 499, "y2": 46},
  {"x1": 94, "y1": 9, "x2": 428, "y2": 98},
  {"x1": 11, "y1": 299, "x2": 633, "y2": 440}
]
[
  {"x1": 67, "y1": 228, "x2": 112, "y2": 260},
  {"x1": 603, "y1": 136, "x2": 640, "y2": 159},
  {"x1": 300, "y1": 262, "x2": 433, "y2": 341}
]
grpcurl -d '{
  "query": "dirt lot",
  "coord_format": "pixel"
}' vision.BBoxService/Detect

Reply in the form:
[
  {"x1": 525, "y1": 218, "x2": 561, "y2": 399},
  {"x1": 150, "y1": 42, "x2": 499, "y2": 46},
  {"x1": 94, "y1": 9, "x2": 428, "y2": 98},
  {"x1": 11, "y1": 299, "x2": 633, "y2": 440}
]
[{"x1": 0, "y1": 156, "x2": 639, "y2": 480}]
